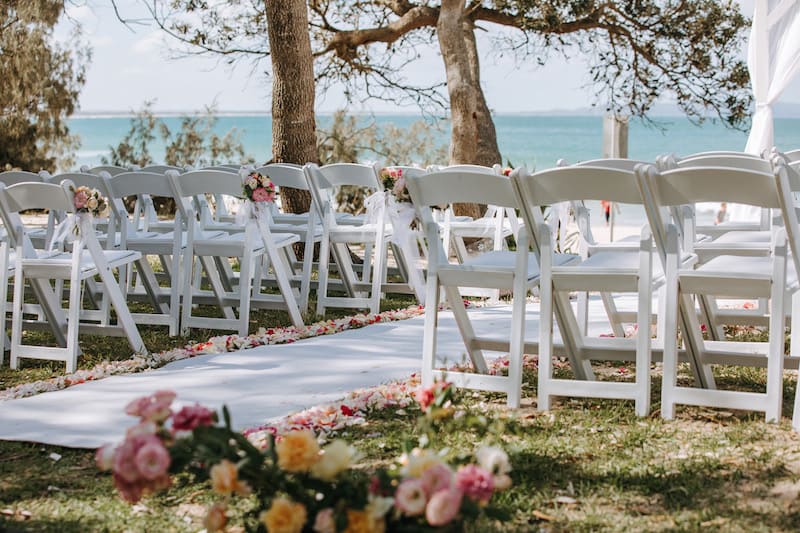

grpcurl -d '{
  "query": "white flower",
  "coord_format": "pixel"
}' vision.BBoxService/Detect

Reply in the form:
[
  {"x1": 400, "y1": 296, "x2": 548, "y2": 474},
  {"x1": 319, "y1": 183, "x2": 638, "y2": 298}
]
[
  {"x1": 310, "y1": 439, "x2": 354, "y2": 481},
  {"x1": 476, "y1": 445, "x2": 511, "y2": 476},
  {"x1": 247, "y1": 177, "x2": 258, "y2": 189},
  {"x1": 86, "y1": 197, "x2": 99, "y2": 211}
]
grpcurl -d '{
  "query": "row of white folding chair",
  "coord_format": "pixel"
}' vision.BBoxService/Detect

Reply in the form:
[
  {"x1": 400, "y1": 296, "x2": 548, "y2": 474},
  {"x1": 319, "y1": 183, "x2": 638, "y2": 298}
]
[
  {"x1": 169, "y1": 170, "x2": 305, "y2": 335},
  {"x1": 406, "y1": 169, "x2": 573, "y2": 408},
  {"x1": 409, "y1": 157, "x2": 800, "y2": 425},
  {"x1": 0, "y1": 180, "x2": 147, "y2": 372},
  {"x1": 637, "y1": 156, "x2": 800, "y2": 424},
  {"x1": 77, "y1": 168, "x2": 307, "y2": 337}
]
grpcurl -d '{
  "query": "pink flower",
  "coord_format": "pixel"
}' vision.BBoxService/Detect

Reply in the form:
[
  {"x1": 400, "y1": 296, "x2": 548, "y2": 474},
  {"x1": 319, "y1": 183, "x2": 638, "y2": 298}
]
[
  {"x1": 73, "y1": 190, "x2": 88, "y2": 210},
  {"x1": 172, "y1": 404, "x2": 216, "y2": 431},
  {"x1": 135, "y1": 439, "x2": 171, "y2": 480},
  {"x1": 425, "y1": 488, "x2": 462, "y2": 526},
  {"x1": 126, "y1": 421, "x2": 157, "y2": 438},
  {"x1": 414, "y1": 387, "x2": 435, "y2": 410},
  {"x1": 312, "y1": 508, "x2": 335, "y2": 533},
  {"x1": 125, "y1": 390, "x2": 176, "y2": 422},
  {"x1": 395, "y1": 478, "x2": 427, "y2": 516},
  {"x1": 252, "y1": 187, "x2": 274, "y2": 202},
  {"x1": 455, "y1": 464, "x2": 494, "y2": 504},
  {"x1": 113, "y1": 439, "x2": 141, "y2": 483},
  {"x1": 420, "y1": 463, "x2": 453, "y2": 497}
]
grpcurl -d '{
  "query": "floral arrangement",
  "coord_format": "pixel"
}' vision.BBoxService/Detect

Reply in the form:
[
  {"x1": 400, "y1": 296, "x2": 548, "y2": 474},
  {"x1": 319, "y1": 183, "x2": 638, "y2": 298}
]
[
  {"x1": 243, "y1": 172, "x2": 277, "y2": 203},
  {"x1": 100, "y1": 381, "x2": 512, "y2": 532},
  {"x1": 501, "y1": 167, "x2": 513, "y2": 177},
  {"x1": 71, "y1": 185, "x2": 106, "y2": 217},
  {"x1": 379, "y1": 167, "x2": 412, "y2": 204}
]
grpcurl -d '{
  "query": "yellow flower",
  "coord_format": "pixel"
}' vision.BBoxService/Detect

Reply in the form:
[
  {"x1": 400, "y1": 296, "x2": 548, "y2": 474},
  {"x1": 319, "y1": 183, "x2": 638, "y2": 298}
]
[
  {"x1": 260, "y1": 497, "x2": 307, "y2": 533},
  {"x1": 343, "y1": 510, "x2": 385, "y2": 533},
  {"x1": 310, "y1": 439, "x2": 353, "y2": 481},
  {"x1": 210, "y1": 459, "x2": 251, "y2": 496},
  {"x1": 399, "y1": 448, "x2": 445, "y2": 479},
  {"x1": 275, "y1": 430, "x2": 321, "y2": 473}
]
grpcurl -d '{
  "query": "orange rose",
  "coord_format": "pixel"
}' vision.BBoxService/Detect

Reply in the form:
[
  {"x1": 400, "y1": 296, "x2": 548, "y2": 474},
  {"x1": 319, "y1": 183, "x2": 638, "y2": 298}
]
[
  {"x1": 344, "y1": 510, "x2": 385, "y2": 533},
  {"x1": 275, "y1": 430, "x2": 321, "y2": 473},
  {"x1": 210, "y1": 459, "x2": 251, "y2": 496},
  {"x1": 260, "y1": 497, "x2": 307, "y2": 533},
  {"x1": 203, "y1": 502, "x2": 227, "y2": 532}
]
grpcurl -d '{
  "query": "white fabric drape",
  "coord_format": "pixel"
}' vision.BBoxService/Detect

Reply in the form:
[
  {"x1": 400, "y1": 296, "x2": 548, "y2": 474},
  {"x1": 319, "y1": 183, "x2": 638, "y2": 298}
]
[{"x1": 745, "y1": 0, "x2": 800, "y2": 154}]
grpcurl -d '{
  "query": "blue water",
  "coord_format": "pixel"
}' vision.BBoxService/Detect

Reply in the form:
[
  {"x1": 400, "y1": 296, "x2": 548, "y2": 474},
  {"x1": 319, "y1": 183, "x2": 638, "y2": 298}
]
[{"x1": 68, "y1": 114, "x2": 800, "y2": 171}]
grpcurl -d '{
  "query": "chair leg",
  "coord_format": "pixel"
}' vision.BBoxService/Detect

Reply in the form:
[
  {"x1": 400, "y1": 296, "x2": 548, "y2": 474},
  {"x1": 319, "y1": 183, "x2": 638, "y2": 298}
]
[
  {"x1": 237, "y1": 252, "x2": 254, "y2": 337},
  {"x1": 421, "y1": 274, "x2": 441, "y2": 388},
  {"x1": 634, "y1": 249, "x2": 653, "y2": 417},
  {"x1": 316, "y1": 232, "x2": 331, "y2": 317},
  {"x1": 660, "y1": 239, "x2": 680, "y2": 420},
  {"x1": 538, "y1": 276, "x2": 554, "y2": 411},
  {"x1": 765, "y1": 243, "x2": 787, "y2": 423},
  {"x1": 600, "y1": 291, "x2": 626, "y2": 338},
  {"x1": 444, "y1": 285, "x2": 487, "y2": 374}
]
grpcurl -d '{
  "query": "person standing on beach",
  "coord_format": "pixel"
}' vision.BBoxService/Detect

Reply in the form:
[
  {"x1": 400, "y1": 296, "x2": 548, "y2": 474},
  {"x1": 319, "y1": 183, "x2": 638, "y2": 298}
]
[
  {"x1": 601, "y1": 200, "x2": 611, "y2": 225},
  {"x1": 715, "y1": 202, "x2": 727, "y2": 225}
]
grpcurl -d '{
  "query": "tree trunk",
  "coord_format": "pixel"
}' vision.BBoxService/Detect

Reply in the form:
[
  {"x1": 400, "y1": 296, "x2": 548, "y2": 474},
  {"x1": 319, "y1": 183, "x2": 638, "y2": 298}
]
[
  {"x1": 265, "y1": 0, "x2": 316, "y2": 215},
  {"x1": 438, "y1": 0, "x2": 481, "y2": 220},
  {"x1": 463, "y1": 23, "x2": 501, "y2": 168}
]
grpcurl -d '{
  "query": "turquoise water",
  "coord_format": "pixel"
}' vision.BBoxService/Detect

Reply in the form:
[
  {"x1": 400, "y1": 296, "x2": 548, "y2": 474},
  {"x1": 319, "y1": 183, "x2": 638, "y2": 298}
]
[{"x1": 68, "y1": 114, "x2": 800, "y2": 171}]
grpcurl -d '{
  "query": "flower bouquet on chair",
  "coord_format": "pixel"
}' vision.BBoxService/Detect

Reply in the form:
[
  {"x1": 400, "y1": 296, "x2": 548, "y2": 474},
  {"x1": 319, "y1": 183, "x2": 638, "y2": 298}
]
[{"x1": 379, "y1": 167, "x2": 413, "y2": 204}]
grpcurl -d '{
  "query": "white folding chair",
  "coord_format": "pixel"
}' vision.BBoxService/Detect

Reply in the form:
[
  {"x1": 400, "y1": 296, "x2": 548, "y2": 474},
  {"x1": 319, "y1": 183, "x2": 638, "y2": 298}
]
[
  {"x1": 512, "y1": 165, "x2": 671, "y2": 416},
  {"x1": 257, "y1": 163, "x2": 324, "y2": 314},
  {"x1": 638, "y1": 163, "x2": 800, "y2": 422},
  {"x1": 0, "y1": 180, "x2": 147, "y2": 373},
  {"x1": 305, "y1": 163, "x2": 391, "y2": 316},
  {"x1": 406, "y1": 169, "x2": 577, "y2": 408},
  {"x1": 106, "y1": 171, "x2": 198, "y2": 336},
  {"x1": 169, "y1": 170, "x2": 304, "y2": 335}
]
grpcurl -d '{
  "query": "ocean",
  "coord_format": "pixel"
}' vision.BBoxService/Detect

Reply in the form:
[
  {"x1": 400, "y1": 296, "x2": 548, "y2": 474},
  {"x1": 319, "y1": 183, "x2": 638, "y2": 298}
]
[
  {"x1": 68, "y1": 113, "x2": 800, "y2": 229},
  {"x1": 68, "y1": 113, "x2": 800, "y2": 171}
]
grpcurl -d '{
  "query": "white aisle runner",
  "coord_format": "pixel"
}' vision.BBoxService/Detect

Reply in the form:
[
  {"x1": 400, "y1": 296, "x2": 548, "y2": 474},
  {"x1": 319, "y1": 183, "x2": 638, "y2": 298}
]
[{"x1": 0, "y1": 299, "x2": 627, "y2": 449}]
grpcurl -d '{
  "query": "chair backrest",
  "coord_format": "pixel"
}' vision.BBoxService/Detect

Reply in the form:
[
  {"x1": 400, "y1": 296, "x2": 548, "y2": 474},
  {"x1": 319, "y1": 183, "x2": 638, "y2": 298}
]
[
  {"x1": 48, "y1": 172, "x2": 113, "y2": 198},
  {"x1": 406, "y1": 170, "x2": 517, "y2": 210},
  {"x1": 682, "y1": 150, "x2": 763, "y2": 159},
  {"x1": 107, "y1": 171, "x2": 176, "y2": 199},
  {"x1": 257, "y1": 164, "x2": 310, "y2": 190},
  {"x1": 140, "y1": 164, "x2": 186, "y2": 175},
  {"x1": 675, "y1": 154, "x2": 772, "y2": 173},
  {"x1": 428, "y1": 164, "x2": 500, "y2": 175},
  {"x1": 1, "y1": 181, "x2": 73, "y2": 213},
  {"x1": 81, "y1": 165, "x2": 129, "y2": 176},
  {"x1": 515, "y1": 166, "x2": 643, "y2": 206},
  {"x1": 198, "y1": 165, "x2": 240, "y2": 173},
  {"x1": 785, "y1": 149, "x2": 800, "y2": 163},
  {"x1": 637, "y1": 164, "x2": 786, "y2": 265},
  {"x1": 170, "y1": 169, "x2": 244, "y2": 199},
  {"x1": 0, "y1": 171, "x2": 44, "y2": 187},
  {"x1": 572, "y1": 158, "x2": 648, "y2": 172},
  {"x1": 318, "y1": 163, "x2": 381, "y2": 189}
]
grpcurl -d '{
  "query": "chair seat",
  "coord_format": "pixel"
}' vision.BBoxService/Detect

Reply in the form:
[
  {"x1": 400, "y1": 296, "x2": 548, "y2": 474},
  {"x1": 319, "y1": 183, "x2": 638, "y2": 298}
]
[
  {"x1": 446, "y1": 250, "x2": 578, "y2": 280},
  {"x1": 328, "y1": 224, "x2": 392, "y2": 243},
  {"x1": 680, "y1": 254, "x2": 798, "y2": 296},
  {"x1": 21, "y1": 249, "x2": 142, "y2": 278},
  {"x1": 126, "y1": 229, "x2": 225, "y2": 250},
  {"x1": 270, "y1": 223, "x2": 324, "y2": 240},
  {"x1": 193, "y1": 230, "x2": 299, "y2": 256},
  {"x1": 712, "y1": 230, "x2": 772, "y2": 244}
]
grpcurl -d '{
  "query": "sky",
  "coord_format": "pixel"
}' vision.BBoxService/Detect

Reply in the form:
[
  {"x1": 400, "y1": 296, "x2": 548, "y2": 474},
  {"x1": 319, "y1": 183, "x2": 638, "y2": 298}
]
[{"x1": 61, "y1": 0, "x2": 800, "y2": 115}]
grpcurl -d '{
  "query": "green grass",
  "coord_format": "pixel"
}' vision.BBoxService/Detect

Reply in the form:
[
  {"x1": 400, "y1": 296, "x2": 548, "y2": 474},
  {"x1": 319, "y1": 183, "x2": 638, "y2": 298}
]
[{"x1": 3, "y1": 302, "x2": 800, "y2": 531}]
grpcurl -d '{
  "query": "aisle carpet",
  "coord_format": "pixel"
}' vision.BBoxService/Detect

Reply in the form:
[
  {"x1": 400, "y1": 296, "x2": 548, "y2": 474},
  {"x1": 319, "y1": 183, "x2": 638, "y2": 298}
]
[{"x1": 0, "y1": 298, "x2": 629, "y2": 449}]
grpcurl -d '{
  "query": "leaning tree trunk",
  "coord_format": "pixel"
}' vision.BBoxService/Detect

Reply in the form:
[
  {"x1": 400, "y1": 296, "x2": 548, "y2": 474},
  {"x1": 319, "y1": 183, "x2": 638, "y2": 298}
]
[
  {"x1": 265, "y1": 0, "x2": 316, "y2": 215},
  {"x1": 438, "y1": 0, "x2": 482, "y2": 220},
  {"x1": 464, "y1": 22, "x2": 501, "y2": 168}
]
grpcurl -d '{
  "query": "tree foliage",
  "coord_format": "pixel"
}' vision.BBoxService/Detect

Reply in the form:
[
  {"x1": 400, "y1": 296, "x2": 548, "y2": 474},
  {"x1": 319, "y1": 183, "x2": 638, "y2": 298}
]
[
  {"x1": 0, "y1": 0, "x2": 88, "y2": 171},
  {"x1": 313, "y1": 0, "x2": 752, "y2": 127},
  {"x1": 102, "y1": 102, "x2": 251, "y2": 168}
]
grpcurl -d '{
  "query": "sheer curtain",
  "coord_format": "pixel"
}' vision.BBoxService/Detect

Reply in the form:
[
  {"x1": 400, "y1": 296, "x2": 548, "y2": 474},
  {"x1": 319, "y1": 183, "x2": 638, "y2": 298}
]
[
  {"x1": 745, "y1": 0, "x2": 800, "y2": 154},
  {"x1": 730, "y1": 0, "x2": 800, "y2": 222}
]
